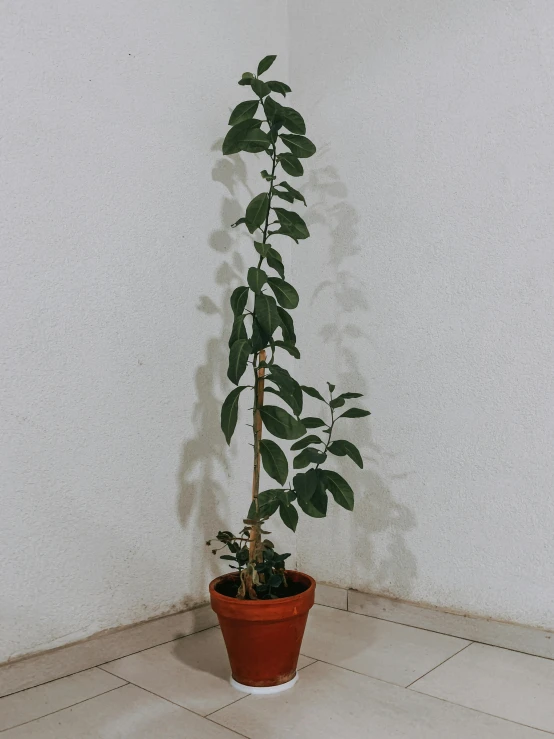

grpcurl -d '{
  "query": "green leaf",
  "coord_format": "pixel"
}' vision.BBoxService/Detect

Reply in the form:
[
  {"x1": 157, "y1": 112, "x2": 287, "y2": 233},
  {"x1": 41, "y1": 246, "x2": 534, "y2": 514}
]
[
  {"x1": 264, "y1": 368, "x2": 303, "y2": 415},
  {"x1": 228, "y1": 99, "x2": 259, "y2": 126},
  {"x1": 247, "y1": 267, "x2": 267, "y2": 293},
  {"x1": 260, "y1": 405, "x2": 306, "y2": 440},
  {"x1": 222, "y1": 120, "x2": 266, "y2": 155},
  {"x1": 238, "y1": 72, "x2": 254, "y2": 85},
  {"x1": 220, "y1": 386, "x2": 247, "y2": 445},
  {"x1": 297, "y1": 496, "x2": 326, "y2": 518},
  {"x1": 279, "y1": 502, "x2": 298, "y2": 531},
  {"x1": 339, "y1": 407, "x2": 371, "y2": 419},
  {"x1": 324, "y1": 470, "x2": 355, "y2": 510},
  {"x1": 330, "y1": 397, "x2": 346, "y2": 409},
  {"x1": 266, "y1": 277, "x2": 299, "y2": 309},
  {"x1": 301, "y1": 417, "x2": 327, "y2": 428},
  {"x1": 248, "y1": 489, "x2": 281, "y2": 520},
  {"x1": 327, "y1": 382, "x2": 336, "y2": 393},
  {"x1": 277, "y1": 307, "x2": 296, "y2": 344},
  {"x1": 301, "y1": 386, "x2": 325, "y2": 402},
  {"x1": 295, "y1": 470, "x2": 327, "y2": 517},
  {"x1": 251, "y1": 316, "x2": 270, "y2": 352},
  {"x1": 311, "y1": 479, "x2": 329, "y2": 515},
  {"x1": 254, "y1": 293, "x2": 280, "y2": 337},
  {"x1": 265, "y1": 386, "x2": 302, "y2": 417},
  {"x1": 257, "y1": 54, "x2": 277, "y2": 76},
  {"x1": 261, "y1": 170, "x2": 276, "y2": 181},
  {"x1": 281, "y1": 107, "x2": 306, "y2": 135},
  {"x1": 293, "y1": 447, "x2": 327, "y2": 469},
  {"x1": 231, "y1": 217, "x2": 246, "y2": 229},
  {"x1": 267, "y1": 248, "x2": 285, "y2": 278},
  {"x1": 278, "y1": 154, "x2": 303, "y2": 177},
  {"x1": 328, "y1": 440, "x2": 363, "y2": 469},
  {"x1": 260, "y1": 439, "x2": 288, "y2": 485},
  {"x1": 263, "y1": 95, "x2": 282, "y2": 122},
  {"x1": 267, "y1": 80, "x2": 292, "y2": 96},
  {"x1": 245, "y1": 193, "x2": 270, "y2": 233},
  {"x1": 230, "y1": 286, "x2": 249, "y2": 316},
  {"x1": 280, "y1": 134, "x2": 316, "y2": 159},
  {"x1": 277, "y1": 181, "x2": 306, "y2": 205},
  {"x1": 254, "y1": 241, "x2": 272, "y2": 258},
  {"x1": 240, "y1": 127, "x2": 271, "y2": 153},
  {"x1": 336, "y1": 392, "x2": 364, "y2": 400},
  {"x1": 267, "y1": 365, "x2": 299, "y2": 396},
  {"x1": 273, "y1": 208, "x2": 310, "y2": 240},
  {"x1": 290, "y1": 434, "x2": 323, "y2": 451},
  {"x1": 293, "y1": 469, "x2": 318, "y2": 503},
  {"x1": 273, "y1": 189, "x2": 295, "y2": 204},
  {"x1": 274, "y1": 340, "x2": 300, "y2": 359},
  {"x1": 228, "y1": 314, "x2": 247, "y2": 347},
  {"x1": 251, "y1": 78, "x2": 271, "y2": 98},
  {"x1": 227, "y1": 339, "x2": 251, "y2": 385},
  {"x1": 268, "y1": 573, "x2": 283, "y2": 589}
]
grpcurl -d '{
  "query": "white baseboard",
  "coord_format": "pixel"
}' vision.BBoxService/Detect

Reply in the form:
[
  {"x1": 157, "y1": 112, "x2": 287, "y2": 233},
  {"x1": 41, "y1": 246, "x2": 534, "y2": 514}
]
[
  {"x1": 348, "y1": 590, "x2": 554, "y2": 660},
  {"x1": 0, "y1": 604, "x2": 217, "y2": 698},
  {"x1": 314, "y1": 583, "x2": 348, "y2": 610}
]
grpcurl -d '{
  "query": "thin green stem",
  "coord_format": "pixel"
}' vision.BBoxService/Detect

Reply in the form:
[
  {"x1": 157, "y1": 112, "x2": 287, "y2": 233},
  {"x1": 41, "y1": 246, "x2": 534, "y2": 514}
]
[{"x1": 316, "y1": 399, "x2": 335, "y2": 470}]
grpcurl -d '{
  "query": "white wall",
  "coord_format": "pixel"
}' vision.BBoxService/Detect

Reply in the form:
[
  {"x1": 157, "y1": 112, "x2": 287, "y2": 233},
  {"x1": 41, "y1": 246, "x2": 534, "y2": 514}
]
[
  {"x1": 0, "y1": 0, "x2": 291, "y2": 663},
  {"x1": 291, "y1": 0, "x2": 554, "y2": 630},
  {"x1": 3, "y1": 0, "x2": 554, "y2": 665}
]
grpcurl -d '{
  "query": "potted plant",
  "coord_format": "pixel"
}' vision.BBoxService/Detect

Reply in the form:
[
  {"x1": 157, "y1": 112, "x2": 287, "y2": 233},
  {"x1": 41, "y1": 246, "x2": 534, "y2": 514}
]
[{"x1": 207, "y1": 54, "x2": 370, "y2": 694}]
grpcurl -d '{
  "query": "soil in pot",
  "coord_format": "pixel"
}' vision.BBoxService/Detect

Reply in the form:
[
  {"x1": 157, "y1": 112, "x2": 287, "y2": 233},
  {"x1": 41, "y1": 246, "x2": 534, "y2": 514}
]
[{"x1": 215, "y1": 575, "x2": 308, "y2": 600}]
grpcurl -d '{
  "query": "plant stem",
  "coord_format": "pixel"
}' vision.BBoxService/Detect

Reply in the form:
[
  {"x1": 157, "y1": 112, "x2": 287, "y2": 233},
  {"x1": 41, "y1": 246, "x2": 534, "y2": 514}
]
[
  {"x1": 316, "y1": 405, "x2": 335, "y2": 470},
  {"x1": 248, "y1": 99, "x2": 279, "y2": 565},
  {"x1": 249, "y1": 348, "x2": 266, "y2": 561}
]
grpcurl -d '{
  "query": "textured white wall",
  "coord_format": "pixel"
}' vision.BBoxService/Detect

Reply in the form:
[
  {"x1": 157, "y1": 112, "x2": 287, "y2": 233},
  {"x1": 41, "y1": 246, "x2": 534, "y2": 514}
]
[
  {"x1": 291, "y1": 0, "x2": 554, "y2": 629},
  {"x1": 0, "y1": 1, "x2": 291, "y2": 662}
]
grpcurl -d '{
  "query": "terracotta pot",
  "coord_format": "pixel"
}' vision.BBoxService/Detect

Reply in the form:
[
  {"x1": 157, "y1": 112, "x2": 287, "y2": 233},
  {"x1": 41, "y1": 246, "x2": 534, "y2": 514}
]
[{"x1": 209, "y1": 570, "x2": 315, "y2": 691}]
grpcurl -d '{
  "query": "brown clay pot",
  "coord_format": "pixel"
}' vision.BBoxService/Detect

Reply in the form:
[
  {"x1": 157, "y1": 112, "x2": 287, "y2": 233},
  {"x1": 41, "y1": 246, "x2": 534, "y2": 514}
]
[{"x1": 209, "y1": 570, "x2": 315, "y2": 690}]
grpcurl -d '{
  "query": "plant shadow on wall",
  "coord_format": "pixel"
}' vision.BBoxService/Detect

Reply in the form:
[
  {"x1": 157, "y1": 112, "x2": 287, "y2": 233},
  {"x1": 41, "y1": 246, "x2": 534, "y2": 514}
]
[
  {"x1": 306, "y1": 157, "x2": 417, "y2": 597},
  {"x1": 176, "y1": 143, "x2": 252, "y2": 595}
]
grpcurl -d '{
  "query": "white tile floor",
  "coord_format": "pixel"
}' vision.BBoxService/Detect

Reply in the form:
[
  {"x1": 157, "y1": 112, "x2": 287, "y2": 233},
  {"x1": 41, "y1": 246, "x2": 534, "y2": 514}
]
[{"x1": 1, "y1": 604, "x2": 553, "y2": 738}]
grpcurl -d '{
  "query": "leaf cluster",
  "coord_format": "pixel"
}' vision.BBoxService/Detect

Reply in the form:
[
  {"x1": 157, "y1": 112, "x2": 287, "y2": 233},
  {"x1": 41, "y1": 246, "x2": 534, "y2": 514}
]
[{"x1": 211, "y1": 56, "x2": 371, "y2": 595}]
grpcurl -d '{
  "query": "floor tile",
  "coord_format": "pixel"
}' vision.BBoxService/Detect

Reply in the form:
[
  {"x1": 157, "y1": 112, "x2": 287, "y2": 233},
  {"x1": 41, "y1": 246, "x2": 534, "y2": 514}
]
[
  {"x1": 100, "y1": 626, "x2": 243, "y2": 715},
  {"x1": 211, "y1": 660, "x2": 547, "y2": 739},
  {"x1": 0, "y1": 605, "x2": 217, "y2": 698},
  {"x1": 300, "y1": 604, "x2": 469, "y2": 686},
  {"x1": 297, "y1": 654, "x2": 317, "y2": 670},
  {"x1": 1, "y1": 684, "x2": 240, "y2": 738},
  {"x1": 411, "y1": 642, "x2": 554, "y2": 733},
  {"x1": 314, "y1": 583, "x2": 347, "y2": 610},
  {"x1": 0, "y1": 668, "x2": 126, "y2": 732}
]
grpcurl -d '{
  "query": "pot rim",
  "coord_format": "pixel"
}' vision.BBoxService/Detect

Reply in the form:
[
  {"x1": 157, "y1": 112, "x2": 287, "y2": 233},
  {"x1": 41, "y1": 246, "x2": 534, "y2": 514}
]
[{"x1": 209, "y1": 569, "x2": 315, "y2": 605}]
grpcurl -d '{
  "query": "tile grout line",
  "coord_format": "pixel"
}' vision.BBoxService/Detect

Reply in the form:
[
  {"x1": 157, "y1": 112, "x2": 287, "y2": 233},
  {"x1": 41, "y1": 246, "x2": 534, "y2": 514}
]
[
  {"x1": 404, "y1": 641, "x2": 474, "y2": 689},
  {"x1": 345, "y1": 605, "x2": 554, "y2": 662},
  {"x1": 94, "y1": 623, "x2": 220, "y2": 668},
  {"x1": 287, "y1": 658, "x2": 554, "y2": 737},
  {"x1": 406, "y1": 687, "x2": 554, "y2": 737},
  {"x1": 204, "y1": 693, "x2": 250, "y2": 718},
  {"x1": 0, "y1": 683, "x2": 128, "y2": 734},
  {"x1": 202, "y1": 658, "x2": 320, "y2": 721},
  {"x1": 0, "y1": 623, "x2": 220, "y2": 701},
  {"x1": 294, "y1": 655, "x2": 456, "y2": 691},
  {"x1": 93, "y1": 672, "x2": 251, "y2": 731},
  {"x1": 346, "y1": 597, "x2": 554, "y2": 662}
]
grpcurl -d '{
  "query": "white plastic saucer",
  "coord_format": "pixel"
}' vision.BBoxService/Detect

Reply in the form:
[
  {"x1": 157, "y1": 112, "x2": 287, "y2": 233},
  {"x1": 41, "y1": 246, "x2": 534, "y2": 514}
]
[{"x1": 230, "y1": 672, "x2": 298, "y2": 694}]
